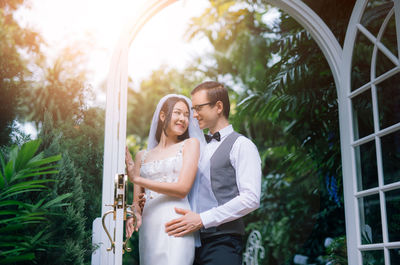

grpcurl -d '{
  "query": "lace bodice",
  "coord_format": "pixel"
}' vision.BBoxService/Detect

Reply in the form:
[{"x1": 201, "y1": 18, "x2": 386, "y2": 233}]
[{"x1": 140, "y1": 142, "x2": 184, "y2": 200}]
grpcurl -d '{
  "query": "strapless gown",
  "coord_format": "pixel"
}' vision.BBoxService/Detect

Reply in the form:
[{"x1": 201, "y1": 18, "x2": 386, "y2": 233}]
[{"x1": 139, "y1": 144, "x2": 195, "y2": 265}]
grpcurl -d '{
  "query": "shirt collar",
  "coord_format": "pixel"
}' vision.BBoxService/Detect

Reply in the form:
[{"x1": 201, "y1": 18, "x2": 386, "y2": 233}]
[{"x1": 216, "y1": 124, "x2": 233, "y2": 139}]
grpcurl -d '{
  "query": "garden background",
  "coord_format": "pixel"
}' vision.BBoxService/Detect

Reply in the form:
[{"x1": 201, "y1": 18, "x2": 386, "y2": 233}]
[{"x1": 3, "y1": 0, "x2": 393, "y2": 264}]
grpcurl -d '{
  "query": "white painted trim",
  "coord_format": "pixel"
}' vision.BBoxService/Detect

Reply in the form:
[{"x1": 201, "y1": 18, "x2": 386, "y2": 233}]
[
  {"x1": 342, "y1": 0, "x2": 370, "y2": 264},
  {"x1": 357, "y1": 23, "x2": 399, "y2": 66},
  {"x1": 355, "y1": 181, "x2": 400, "y2": 197},
  {"x1": 394, "y1": 0, "x2": 400, "y2": 60},
  {"x1": 359, "y1": 241, "x2": 400, "y2": 250},
  {"x1": 349, "y1": 66, "x2": 400, "y2": 98},
  {"x1": 371, "y1": 7, "x2": 396, "y2": 81}
]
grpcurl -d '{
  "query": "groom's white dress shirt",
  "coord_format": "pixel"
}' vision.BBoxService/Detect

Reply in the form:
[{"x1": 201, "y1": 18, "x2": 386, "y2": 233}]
[{"x1": 197, "y1": 125, "x2": 261, "y2": 229}]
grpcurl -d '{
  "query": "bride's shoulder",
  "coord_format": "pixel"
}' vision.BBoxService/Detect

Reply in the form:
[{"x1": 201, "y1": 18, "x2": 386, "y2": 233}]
[
  {"x1": 185, "y1": 137, "x2": 200, "y2": 146},
  {"x1": 182, "y1": 138, "x2": 200, "y2": 153},
  {"x1": 134, "y1": 149, "x2": 147, "y2": 163}
]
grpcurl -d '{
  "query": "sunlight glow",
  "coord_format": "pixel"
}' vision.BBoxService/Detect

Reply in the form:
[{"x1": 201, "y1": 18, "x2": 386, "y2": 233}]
[{"x1": 16, "y1": 0, "x2": 211, "y2": 97}]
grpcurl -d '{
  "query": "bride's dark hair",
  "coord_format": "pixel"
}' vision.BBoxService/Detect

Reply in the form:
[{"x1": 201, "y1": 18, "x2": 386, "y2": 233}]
[{"x1": 155, "y1": 97, "x2": 190, "y2": 143}]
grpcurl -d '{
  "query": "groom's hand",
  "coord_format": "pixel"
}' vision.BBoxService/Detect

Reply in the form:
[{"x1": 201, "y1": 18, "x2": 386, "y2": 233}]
[{"x1": 165, "y1": 208, "x2": 203, "y2": 237}]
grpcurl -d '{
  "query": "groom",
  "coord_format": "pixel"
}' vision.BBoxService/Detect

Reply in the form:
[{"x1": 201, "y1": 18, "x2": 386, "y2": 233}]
[{"x1": 165, "y1": 81, "x2": 261, "y2": 265}]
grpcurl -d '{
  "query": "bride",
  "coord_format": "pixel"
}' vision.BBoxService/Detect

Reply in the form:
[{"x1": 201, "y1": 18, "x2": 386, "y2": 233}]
[{"x1": 125, "y1": 94, "x2": 204, "y2": 265}]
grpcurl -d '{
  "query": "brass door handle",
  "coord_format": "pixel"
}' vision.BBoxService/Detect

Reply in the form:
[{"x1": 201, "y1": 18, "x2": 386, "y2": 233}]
[
  {"x1": 101, "y1": 207, "x2": 136, "y2": 253},
  {"x1": 102, "y1": 210, "x2": 116, "y2": 252},
  {"x1": 101, "y1": 174, "x2": 138, "y2": 254},
  {"x1": 101, "y1": 174, "x2": 140, "y2": 254}
]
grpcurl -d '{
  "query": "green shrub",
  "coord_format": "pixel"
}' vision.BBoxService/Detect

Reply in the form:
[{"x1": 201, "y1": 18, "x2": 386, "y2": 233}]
[{"x1": 0, "y1": 139, "x2": 71, "y2": 264}]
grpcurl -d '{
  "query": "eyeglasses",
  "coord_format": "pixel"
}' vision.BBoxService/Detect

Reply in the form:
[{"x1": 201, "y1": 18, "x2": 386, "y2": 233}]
[{"x1": 191, "y1": 102, "x2": 215, "y2": 112}]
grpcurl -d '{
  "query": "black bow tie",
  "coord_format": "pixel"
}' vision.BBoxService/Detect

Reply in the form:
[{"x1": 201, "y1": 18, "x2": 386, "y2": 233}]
[{"x1": 205, "y1": 132, "x2": 221, "y2": 143}]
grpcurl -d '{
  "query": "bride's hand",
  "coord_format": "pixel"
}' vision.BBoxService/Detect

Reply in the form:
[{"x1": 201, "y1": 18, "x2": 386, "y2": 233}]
[
  {"x1": 126, "y1": 212, "x2": 142, "y2": 238},
  {"x1": 125, "y1": 147, "x2": 135, "y2": 179}
]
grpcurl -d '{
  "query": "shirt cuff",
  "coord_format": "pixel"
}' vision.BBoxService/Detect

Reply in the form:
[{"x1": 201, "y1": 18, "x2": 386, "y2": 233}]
[{"x1": 199, "y1": 209, "x2": 216, "y2": 229}]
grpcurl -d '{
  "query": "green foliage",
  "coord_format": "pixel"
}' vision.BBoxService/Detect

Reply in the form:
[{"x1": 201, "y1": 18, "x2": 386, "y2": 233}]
[
  {"x1": 21, "y1": 47, "x2": 91, "y2": 128},
  {"x1": 325, "y1": 236, "x2": 348, "y2": 265},
  {"x1": 0, "y1": 139, "x2": 71, "y2": 264},
  {"x1": 0, "y1": 0, "x2": 42, "y2": 146},
  {"x1": 26, "y1": 114, "x2": 86, "y2": 265},
  {"x1": 245, "y1": 172, "x2": 321, "y2": 264},
  {"x1": 36, "y1": 108, "x2": 104, "y2": 264},
  {"x1": 1, "y1": 1, "x2": 101, "y2": 264},
  {"x1": 54, "y1": 107, "x2": 105, "y2": 237}
]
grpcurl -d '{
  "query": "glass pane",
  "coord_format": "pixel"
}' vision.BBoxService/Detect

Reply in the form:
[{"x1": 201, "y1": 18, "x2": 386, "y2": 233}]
[
  {"x1": 352, "y1": 31, "x2": 374, "y2": 91},
  {"x1": 359, "y1": 194, "x2": 382, "y2": 244},
  {"x1": 355, "y1": 140, "x2": 379, "y2": 191},
  {"x1": 376, "y1": 73, "x2": 400, "y2": 129},
  {"x1": 360, "y1": 0, "x2": 393, "y2": 37},
  {"x1": 352, "y1": 90, "x2": 374, "y2": 140},
  {"x1": 385, "y1": 189, "x2": 400, "y2": 242},
  {"x1": 381, "y1": 12, "x2": 398, "y2": 58},
  {"x1": 375, "y1": 49, "x2": 397, "y2": 77},
  {"x1": 381, "y1": 130, "x2": 400, "y2": 184},
  {"x1": 362, "y1": 250, "x2": 385, "y2": 265},
  {"x1": 390, "y1": 249, "x2": 400, "y2": 264}
]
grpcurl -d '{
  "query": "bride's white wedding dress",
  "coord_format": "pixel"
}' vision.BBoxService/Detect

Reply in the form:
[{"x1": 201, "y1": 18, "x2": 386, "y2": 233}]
[{"x1": 139, "y1": 141, "x2": 195, "y2": 265}]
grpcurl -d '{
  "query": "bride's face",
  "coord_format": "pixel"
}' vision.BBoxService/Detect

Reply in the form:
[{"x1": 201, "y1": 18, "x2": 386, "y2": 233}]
[{"x1": 164, "y1": 101, "x2": 190, "y2": 137}]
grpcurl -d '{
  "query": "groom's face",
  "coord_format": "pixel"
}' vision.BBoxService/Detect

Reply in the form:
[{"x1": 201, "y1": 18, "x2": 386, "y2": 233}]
[{"x1": 191, "y1": 90, "x2": 218, "y2": 130}]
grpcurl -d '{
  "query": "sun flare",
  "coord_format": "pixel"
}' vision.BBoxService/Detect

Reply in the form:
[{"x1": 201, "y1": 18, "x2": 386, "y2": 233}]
[{"x1": 19, "y1": 0, "x2": 211, "y2": 92}]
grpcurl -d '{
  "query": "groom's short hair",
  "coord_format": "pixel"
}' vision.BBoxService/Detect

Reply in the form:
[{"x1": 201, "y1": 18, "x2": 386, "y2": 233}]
[{"x1": 191, "y1": 81, "x2": 230, "y2": 119}]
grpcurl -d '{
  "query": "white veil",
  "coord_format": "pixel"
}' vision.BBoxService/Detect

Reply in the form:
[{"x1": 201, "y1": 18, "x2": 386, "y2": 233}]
[{"x1": 147, "y1": 93, "x2": 204, "y2": 247}]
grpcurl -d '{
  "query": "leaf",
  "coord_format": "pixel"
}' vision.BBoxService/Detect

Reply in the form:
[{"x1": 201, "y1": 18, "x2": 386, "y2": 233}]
[
  {"x1": 26, "y1": 154, "x2": 61, "y2": 168},
  {"x1": 14, "y1": 170, "x2": 59, "y2": 180},
  {"x1": 0, "y1": 179, "x2": 54, "y2": 199},
  {"x1": 0, "y1": 171, "x2": 4, "y2": 189},
  {"x1": 7, "y1": 146, "x2": 18, "y2": 167},
  {"x1": 14, "y1": 139, "x2": 41, "y2": 173},
  {"x1": 42, "y1": 193, "x2": 72, "y2": 209},
  {"x1": 0, "y1": 210, "x2": 20, "y2": 216},
  {"x1": 0, "y1": 189, "x2": 45, "y2": 200},
  {"x1": 0, "y1": 223, "x2": 26, "y2": 233},
  {"x1": 0, "y1": 215, "x2": 47, "y2": 225},
  {"x1": 32, "y1": 197, "x2": 47, "y2": 211},
  {"x1": 3, "y1": 160, "x2": 13, "y2": 183},
  {"x1": 0, "y1": 200, "x2": 27, "y2": 208},
  {"x1": 0, "y1": 252, "x2": 35, "y2": 263}
]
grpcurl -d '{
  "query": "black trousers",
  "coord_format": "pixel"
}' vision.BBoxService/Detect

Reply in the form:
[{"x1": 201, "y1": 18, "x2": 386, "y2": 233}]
[{"x1": 193, "y1": 234, "x2": 243, "y2": 265}]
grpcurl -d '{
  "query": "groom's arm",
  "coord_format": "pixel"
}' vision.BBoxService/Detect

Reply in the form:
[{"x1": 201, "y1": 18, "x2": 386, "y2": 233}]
[{"x1": 165, "y1": 137, "x2": 261, "y2": 236}]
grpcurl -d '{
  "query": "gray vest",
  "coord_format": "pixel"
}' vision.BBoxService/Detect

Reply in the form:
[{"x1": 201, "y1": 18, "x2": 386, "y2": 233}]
[{"x1": 201, "y1": 131, "x2": 245, "y2": 238}]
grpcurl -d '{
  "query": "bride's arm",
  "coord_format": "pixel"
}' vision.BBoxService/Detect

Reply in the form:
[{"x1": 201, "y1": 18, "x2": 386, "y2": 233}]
[
  {"x1": 128, "y1": 149, "x2": 145, "y2": 214},
  {"x1": 133, "y1": 183, "x2": 144, "y2": 215},
  {"x1": 133, "y1": 138, "x2": 200, "y2": 199},
  {"x1": 126, "y1": 149, "x2": 144, "y2": 235}
]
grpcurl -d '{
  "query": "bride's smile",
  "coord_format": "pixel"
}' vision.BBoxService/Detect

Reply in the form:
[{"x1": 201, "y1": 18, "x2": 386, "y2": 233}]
[{"x1": 165, "y1": 101, "x2": 190, "y2": 137}]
